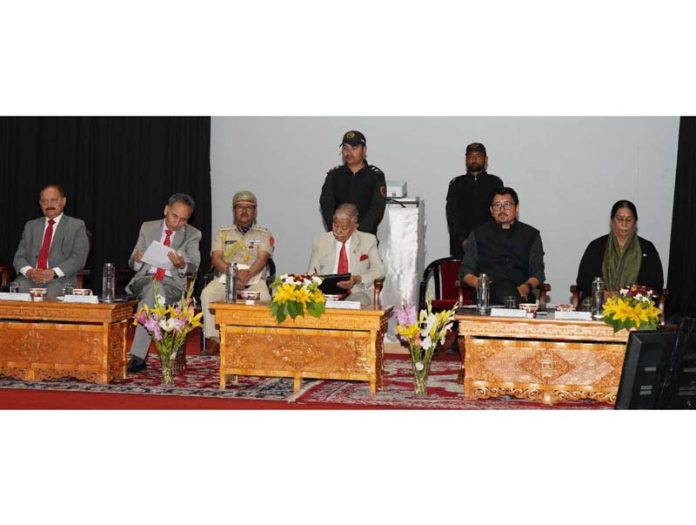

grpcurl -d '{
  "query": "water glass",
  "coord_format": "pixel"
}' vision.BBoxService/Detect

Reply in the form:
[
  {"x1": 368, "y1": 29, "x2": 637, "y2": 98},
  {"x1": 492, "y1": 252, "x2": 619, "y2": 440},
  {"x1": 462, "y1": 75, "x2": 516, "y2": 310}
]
[
  {"x1": 62, "y1": 283, "x2": 74, "y2": 296},
  {"x1": 504, "y1": 296, "x2": 517, "y2": 309},
  {"x1": 9, "y1": 282, "x2": 20, "y2": 293}
]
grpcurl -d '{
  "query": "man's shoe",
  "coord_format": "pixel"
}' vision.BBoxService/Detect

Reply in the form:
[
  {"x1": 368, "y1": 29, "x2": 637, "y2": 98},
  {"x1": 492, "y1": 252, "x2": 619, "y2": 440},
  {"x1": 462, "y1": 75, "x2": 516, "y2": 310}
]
[
  {"x1": 203, "y1": 338, "x2": 220, "y2": 356},
  {"x1": 127, "y1": 355, "x2": 147, "y2": 373}
]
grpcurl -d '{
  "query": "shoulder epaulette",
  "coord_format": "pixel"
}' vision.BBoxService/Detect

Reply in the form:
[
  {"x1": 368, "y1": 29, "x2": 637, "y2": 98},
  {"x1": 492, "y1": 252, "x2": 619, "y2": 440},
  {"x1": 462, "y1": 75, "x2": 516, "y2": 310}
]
[
  {"x1": 369, "y1": 165, "x2": 384, "y2": 174},
  {"x1": 327, "y1": 165, "x2": 342, "y2": 174},
  {"x1": 251, "y1": 225, "x2": 270, "y2": 233}
]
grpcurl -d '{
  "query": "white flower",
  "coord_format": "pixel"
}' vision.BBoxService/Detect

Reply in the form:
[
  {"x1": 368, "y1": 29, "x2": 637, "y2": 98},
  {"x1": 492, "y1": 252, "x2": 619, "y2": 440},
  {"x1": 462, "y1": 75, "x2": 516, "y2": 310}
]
[
  {"x1": 156, "y1": 294, "x2": 166, "y2": 306},
  {"x1": 421, "y1": 336, "x2": 433, "y2": 351},
  {"x1": 312, "y1": 276, "x2": 322, "y2": 284},
  {"x1": 159, "y1": 318, "x2": 178, "y2": 332},
  {"x1": 620, "y1": 288, "x2": 629, "y2": 296},
  {"x1": 415, "y1": 361, "x2": 424, "y2": 371}
]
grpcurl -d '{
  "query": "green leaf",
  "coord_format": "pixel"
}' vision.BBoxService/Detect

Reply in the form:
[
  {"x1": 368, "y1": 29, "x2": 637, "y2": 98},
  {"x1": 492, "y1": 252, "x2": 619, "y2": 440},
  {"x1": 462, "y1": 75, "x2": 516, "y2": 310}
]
[{"x1": 307, "y1": 301, "x2": 325, "y2": 318}]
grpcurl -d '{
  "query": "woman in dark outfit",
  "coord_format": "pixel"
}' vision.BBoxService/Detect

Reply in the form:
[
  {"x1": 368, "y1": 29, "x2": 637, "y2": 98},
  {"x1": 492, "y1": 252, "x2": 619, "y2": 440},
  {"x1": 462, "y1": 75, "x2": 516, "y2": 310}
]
[{"x1": 576, "y1": 200, "x2": 664, "y2": 298}]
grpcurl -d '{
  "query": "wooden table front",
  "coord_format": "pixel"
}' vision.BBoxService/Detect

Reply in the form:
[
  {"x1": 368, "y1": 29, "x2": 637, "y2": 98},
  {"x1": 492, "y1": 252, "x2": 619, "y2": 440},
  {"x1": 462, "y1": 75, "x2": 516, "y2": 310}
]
[
  {"x1": 0, "y1": 299, "x2": 136, "y2": 384},
  {"x1": 211, "y1": 303, "x2": 393, "y2": 396},
  {"x1": 456, "y1": 312, "x2": 630, "y2": 405}
]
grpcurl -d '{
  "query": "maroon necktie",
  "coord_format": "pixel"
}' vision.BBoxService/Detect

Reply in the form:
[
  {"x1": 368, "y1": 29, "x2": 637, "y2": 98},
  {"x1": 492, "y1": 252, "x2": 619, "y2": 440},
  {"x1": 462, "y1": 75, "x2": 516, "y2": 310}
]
[
  {"x1": 37, "y1": 219, "x2": 55, "y2": 270},
  {"x1": 337, "y1": 242, "x2": 348, "y2": 274},
  {"x1": 154, "y1": 229, "x2": 173, "y2": 281}
]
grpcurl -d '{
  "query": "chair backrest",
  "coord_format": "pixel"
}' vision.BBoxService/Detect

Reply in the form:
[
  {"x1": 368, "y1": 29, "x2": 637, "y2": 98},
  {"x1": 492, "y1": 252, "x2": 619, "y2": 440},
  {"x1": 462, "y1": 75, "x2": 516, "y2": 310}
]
[{"x1": 418, "y1": 257, "x2": 463, "y2": 311}]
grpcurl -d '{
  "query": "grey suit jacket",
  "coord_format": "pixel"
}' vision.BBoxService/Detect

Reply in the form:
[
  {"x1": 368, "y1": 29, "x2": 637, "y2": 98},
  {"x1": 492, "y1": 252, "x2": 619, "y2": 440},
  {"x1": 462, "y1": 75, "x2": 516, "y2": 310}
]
[
  {"x1": 307, "y1": 230, "x2": 386, "y2": 287},
  {"x1": 13, "y1": 214, "x2": 89, "y2": 278},
  {"x1": 126, "y1": 219, "x2": 201, "y2": 294}
]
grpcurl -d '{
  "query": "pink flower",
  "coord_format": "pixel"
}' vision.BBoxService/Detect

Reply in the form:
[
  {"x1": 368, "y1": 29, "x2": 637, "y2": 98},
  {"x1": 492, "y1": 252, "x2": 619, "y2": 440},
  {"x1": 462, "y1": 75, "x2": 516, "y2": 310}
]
[{"x1": 395, "y1": 305, "x2": 417, "y2": 327}]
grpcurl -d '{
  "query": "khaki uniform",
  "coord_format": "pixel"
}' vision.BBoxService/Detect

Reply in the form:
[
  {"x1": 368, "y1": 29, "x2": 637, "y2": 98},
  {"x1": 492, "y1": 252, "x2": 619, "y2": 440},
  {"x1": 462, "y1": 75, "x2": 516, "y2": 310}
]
[{"x1": 201, "y1": 224, "x2": 274, "y2": 339}]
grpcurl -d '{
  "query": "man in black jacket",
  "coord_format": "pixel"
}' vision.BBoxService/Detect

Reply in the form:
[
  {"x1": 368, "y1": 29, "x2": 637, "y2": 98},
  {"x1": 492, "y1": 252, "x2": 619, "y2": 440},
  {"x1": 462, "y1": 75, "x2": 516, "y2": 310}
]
[
  {"x1": 460, "y1": 187, "x2": 545, "y2": 305},
  {"x1": 320, "y1": 130, "x2": 387, "y2": 235},
  {"x1": 446, "y1": 142, "x2": 504, "y2": 257}
]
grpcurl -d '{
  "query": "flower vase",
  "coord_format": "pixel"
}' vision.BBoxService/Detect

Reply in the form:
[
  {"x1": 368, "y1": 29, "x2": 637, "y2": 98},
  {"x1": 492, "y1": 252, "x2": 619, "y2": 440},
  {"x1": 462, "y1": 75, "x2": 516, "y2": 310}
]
[
  {"x1": 411, "y1": 359, "x2": 429, "y2": 397},
  {"x1": 157, "y1": 344, "x2": 181, "y2": 386},
  {"x1": 413, "y1": 371, "x2": 428, "y2": 396}
]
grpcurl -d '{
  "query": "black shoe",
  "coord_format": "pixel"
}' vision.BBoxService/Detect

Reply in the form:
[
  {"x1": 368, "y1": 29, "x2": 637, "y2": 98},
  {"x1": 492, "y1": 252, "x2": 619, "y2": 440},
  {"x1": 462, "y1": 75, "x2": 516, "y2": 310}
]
[{"x1": 127, "y1": 355, "x2": 147, "y2": 373}]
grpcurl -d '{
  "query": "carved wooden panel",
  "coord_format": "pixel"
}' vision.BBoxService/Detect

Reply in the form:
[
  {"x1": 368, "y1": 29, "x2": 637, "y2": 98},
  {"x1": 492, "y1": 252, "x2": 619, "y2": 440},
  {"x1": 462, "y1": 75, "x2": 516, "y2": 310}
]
[
  {"x1": 456, "y1": 315, "x2": 629, "y2": 342},
  {"x1": 0, "y1": 300, "x2": 135, "y2": 384},
  {"x1": 217, "y1": 304, "x2": 392, "y2": 395},
  {"x1": 463, "y1": 336, "x2": 626, "y2": 405}
]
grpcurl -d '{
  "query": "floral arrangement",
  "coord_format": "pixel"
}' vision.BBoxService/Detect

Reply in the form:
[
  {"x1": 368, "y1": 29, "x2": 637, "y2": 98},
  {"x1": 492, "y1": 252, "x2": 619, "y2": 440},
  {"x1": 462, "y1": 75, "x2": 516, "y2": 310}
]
[
  {"x1": 133, "y1": 281, "x2": 203, "y2": 384},
  {"x1": 223, "y1": 239, "x2": 250, "y2": 263},
  {"x1": 268, "y1": 273, "x2": 325, "y2": 323},
  {"x1": 602, "y1": 285, "x2": 661, "y2": 333},
  {"x1": 396, "y1": 298, "x2": 456, "y2": 395}
]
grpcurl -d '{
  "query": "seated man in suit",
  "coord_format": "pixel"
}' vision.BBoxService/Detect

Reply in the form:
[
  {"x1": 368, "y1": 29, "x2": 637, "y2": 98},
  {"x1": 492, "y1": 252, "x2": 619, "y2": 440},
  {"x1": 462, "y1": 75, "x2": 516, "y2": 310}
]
[
  {"x1": 125, "y1": 193, "x2": 201, "y2": 373},
  {"x1": 12, "y1": 184, "x2": 89, "y2": 298},
  {"x1": 200, "y1": 190, "x2": 274, "y2": 355},
  {"x1": 308, "y1": 203, "x2": 386, "y2": 306},
  {"x1": 460, "y1": 186, "x2": 546, "y2": 305}
]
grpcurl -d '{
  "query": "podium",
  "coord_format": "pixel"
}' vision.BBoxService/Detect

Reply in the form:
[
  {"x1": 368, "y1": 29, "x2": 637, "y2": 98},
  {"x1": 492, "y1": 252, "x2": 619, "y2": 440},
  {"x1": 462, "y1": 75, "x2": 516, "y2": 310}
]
[{"x1": 376, "y1": 198, "x2": 426, "y2": 342}]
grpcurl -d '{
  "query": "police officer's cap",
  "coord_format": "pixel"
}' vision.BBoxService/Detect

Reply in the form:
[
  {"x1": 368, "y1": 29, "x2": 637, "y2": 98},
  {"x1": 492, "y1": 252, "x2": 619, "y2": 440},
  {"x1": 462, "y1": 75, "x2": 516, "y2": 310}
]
[
  {"x1": 340, "y1": 130, "x2": 367, "y2": 147},
  {"x1": 466, "y1": 142, "x2": 487, "y2": 155},
  {"x1": 233, "y1": 190, "x2": 257, "y2": 206}
]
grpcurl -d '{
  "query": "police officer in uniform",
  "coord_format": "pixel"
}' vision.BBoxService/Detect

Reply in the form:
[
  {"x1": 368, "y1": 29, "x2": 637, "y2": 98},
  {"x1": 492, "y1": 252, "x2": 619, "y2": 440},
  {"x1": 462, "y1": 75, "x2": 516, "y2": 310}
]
[
  {"x1": 446, "y1": 142, "x2": 504, "y2": 257},
  {"x1": 200, "y1": 190, "x2": 274, "y2": 354},
  {"x1": 320, "y1": 130, "x2": 387, "y2": 235}
]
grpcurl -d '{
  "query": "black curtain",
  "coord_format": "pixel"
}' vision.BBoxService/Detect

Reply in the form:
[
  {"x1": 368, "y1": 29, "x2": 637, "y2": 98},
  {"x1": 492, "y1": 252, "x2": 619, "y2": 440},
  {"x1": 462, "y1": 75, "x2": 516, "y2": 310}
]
[
  {"x1": 667, "y1": 117, "x2": 696, "y2": 317},
  {"x1": 0, "y1": 117, "x2": 211, "y2": 293}
]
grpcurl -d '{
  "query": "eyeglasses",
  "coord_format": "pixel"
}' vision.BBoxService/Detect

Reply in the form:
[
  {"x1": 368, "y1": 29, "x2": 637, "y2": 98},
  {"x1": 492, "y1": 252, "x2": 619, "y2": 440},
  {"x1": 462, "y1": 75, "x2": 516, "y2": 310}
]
[
  {"x1": 39, "y1": 198, "x2": 62, "y2": 205},
  {"x1": 613, "y1": 216, "x2": 635, "y2": 223},
  {"x1": 491, "y1": 201, "x2": 515, "y2": 210},
  {"x1": 234, "y1": 205, "x2": 256, "y2": 211}
]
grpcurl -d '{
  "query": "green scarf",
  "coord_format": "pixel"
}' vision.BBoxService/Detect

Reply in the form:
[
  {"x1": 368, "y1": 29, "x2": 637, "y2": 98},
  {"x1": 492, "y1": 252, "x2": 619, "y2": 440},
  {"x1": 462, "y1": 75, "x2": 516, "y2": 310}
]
[{"x1": 602, "y1": 232, "x2": 641, "y2": 291}]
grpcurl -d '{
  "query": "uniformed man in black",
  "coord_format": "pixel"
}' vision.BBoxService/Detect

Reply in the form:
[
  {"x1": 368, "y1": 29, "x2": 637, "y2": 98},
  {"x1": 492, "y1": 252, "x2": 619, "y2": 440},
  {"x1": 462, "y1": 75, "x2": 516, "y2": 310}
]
[
  {"x1": 446, "y1": 142, "x2": 504, "y2": 257},
  {"x1": 320, "y1": 130, "x2": 387, "y2": 235}
]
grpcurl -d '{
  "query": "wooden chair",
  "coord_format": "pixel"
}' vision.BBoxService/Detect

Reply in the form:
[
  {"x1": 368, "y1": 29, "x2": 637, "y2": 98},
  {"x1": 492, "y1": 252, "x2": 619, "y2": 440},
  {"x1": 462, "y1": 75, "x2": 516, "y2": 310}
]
[
  {"x1": 418, "y1": 257, "x2": 471, "y2": 313},
  {"x1": 1, "y1": 265, "x2": 13, "y2": 289}
]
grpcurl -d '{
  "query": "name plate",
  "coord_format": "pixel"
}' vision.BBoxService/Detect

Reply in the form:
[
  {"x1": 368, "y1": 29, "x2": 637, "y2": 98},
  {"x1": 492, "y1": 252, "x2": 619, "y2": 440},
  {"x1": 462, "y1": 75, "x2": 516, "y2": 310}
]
[
  {"x1": 63, "y1": 295, "x2": 99, "y2": 304},
  {"x1": 0, "y1": 292, "x2": 32, "y2": 301},
  {"x1": 490, "y1": 307, "x2": 527, "y2": 318},
  {"x1": 554, "y1": 311, "x2": 593, "y2": 321},
  {"x1": 325, "y1": 300, "x2": 361, "y2": 310}
]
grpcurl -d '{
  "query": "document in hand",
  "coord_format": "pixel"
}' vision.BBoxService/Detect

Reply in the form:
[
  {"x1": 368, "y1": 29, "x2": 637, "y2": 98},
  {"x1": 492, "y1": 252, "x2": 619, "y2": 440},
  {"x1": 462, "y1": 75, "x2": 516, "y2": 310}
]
[{"x1": 142, "y1": 241, "x2": 175, "y2": 270}]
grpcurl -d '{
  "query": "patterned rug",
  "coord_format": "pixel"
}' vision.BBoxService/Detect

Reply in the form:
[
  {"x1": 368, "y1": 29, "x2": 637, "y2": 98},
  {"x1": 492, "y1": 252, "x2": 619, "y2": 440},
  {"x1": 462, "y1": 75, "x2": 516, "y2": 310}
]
[{"x1": 0, "y1": 356, "x2": 609, "y2": 409}]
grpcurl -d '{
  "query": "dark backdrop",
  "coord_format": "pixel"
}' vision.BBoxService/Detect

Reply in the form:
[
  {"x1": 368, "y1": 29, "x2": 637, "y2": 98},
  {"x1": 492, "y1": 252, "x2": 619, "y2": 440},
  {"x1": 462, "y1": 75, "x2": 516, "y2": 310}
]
[
  {"x1": 0, "y1": 117, "x2": 211, "y2": 293},
  {"x1": 667, "y1": 117, "x2": 696, "y2": 317}
]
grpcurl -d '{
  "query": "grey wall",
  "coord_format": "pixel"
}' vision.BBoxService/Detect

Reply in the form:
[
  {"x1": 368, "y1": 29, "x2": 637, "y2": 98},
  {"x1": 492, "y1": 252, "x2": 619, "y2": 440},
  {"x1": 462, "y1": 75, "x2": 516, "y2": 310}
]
[{"x1": 210, "y1": 117, "x2": 679, "y2": 303}]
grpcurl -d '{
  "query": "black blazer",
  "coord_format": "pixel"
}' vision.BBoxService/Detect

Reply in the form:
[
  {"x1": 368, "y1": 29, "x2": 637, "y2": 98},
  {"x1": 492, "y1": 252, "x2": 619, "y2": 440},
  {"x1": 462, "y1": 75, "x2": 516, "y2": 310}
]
[{"x1": 576, "y1": 234, "x2": 664, "y2": 296}]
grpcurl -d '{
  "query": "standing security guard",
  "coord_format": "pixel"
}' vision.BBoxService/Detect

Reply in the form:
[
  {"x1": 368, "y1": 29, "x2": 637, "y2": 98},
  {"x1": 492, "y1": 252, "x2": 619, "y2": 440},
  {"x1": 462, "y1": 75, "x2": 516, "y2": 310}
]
[
  {"x1": 200, "y1": 190, "x2": 274, "y2": 355},
  {"x1": 446, "y1": 142, "x2": 504, "y2": 258},
  {"x1": 320, "y1": 130, "x2": 387, "y2": 235}
]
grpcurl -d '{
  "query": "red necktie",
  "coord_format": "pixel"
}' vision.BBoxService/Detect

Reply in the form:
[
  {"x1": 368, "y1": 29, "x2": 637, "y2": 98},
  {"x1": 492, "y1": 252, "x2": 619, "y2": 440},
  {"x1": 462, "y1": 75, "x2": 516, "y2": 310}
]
[
  {"x1": 154, "y1": 229, "x2": 173, "y2": 281},
  {"x1": 337, "y1": 241, "x2": 348, "y2": 274},
  {"x1": 37, "y1": 219, "x2": 55, "y2": 270}
]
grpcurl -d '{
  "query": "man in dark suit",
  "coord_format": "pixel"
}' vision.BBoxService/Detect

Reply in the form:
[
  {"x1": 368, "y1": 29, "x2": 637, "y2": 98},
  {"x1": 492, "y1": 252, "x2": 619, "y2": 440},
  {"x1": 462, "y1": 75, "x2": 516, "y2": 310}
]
[
  {"x1": 12, "y1": 184, "x2": 89, "y2": 297},
  {"x1": 125, "y1": 193, "x2": 201, "y2": 373}
]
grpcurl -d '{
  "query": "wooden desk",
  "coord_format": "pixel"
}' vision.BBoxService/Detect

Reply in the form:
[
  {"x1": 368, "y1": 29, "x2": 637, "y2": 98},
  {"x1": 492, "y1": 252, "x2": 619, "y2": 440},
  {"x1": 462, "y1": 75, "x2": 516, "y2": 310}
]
[
  {"x1": 0, "y1": 299, "x2": 136, "y2": 384},
  {"x1": 456, "y1": 312, "x2": 629, "y2": 405},
  {"x1": 212, "y1": 303, "x2": 393, "y2": 396}
]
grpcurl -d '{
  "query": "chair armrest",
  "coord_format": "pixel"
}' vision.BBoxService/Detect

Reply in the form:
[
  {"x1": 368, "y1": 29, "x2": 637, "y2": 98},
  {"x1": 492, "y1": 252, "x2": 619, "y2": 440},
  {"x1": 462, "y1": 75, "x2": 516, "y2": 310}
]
[
  {"x1": 373, "y1": 279, "x2": 384, "y2": 309},
  {"x1": 658, "y1": 288, "x2": 669, "y2": 326},
  {"x1": 570, "y1": 284, "x2": 580, "y2": 308},
  {"x1": 538, "y1": 282, "x2": 551, "y2": 311},
  {"x1": 1, "y1": 265, "x2": 13, "y2": 288}
]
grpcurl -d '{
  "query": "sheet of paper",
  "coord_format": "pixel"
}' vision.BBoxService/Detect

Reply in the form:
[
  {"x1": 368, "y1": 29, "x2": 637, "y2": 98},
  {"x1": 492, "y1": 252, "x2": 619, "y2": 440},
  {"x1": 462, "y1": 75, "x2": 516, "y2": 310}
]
[
  {"x1": 217, "y1": 264, "x2": 261, "y2": 286},
  {"x1": 142, "y1": 241, "x2": 175, "y2": 270}
]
